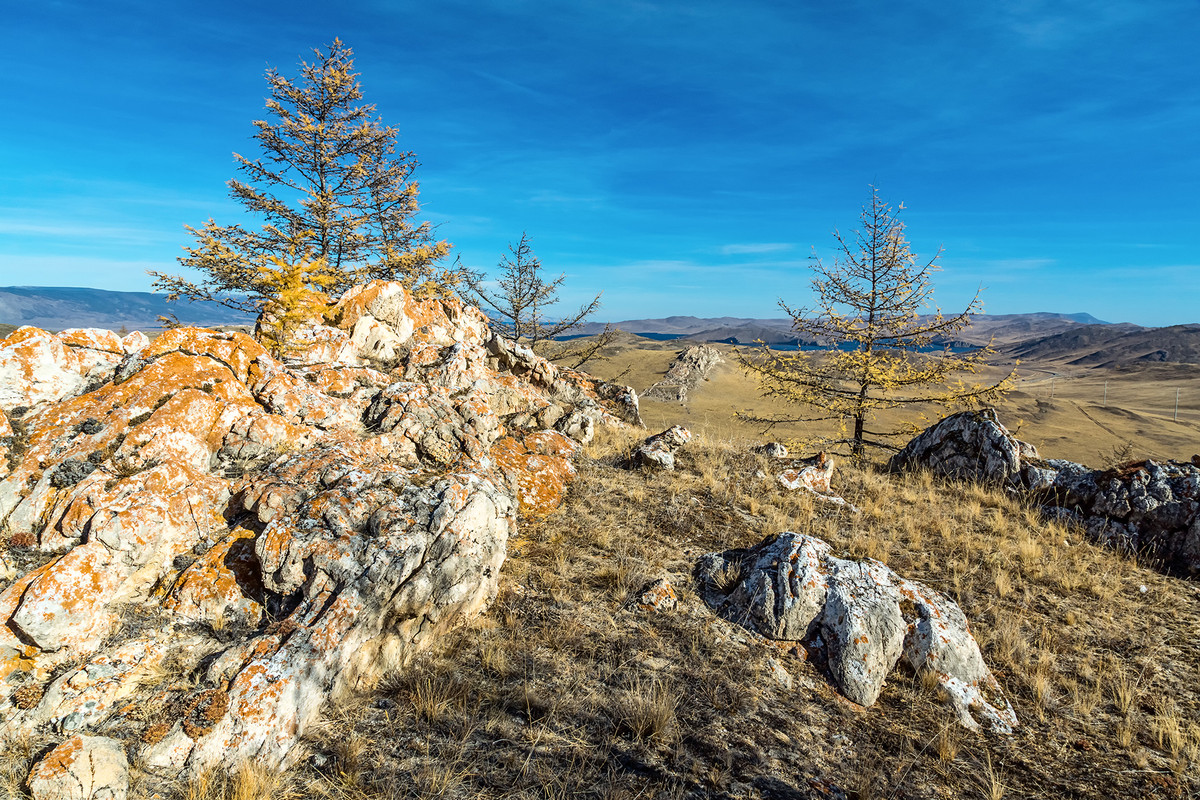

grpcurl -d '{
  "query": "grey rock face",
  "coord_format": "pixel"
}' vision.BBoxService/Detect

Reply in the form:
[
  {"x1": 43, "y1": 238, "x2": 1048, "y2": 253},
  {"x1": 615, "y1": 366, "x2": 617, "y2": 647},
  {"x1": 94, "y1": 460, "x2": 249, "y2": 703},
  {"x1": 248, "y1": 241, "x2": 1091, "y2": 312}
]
[
  {"x1": 696, "y1": 532, "x2": 1018, "y2": 732},
  {"x1": 822, "y1": 559, "x2": 907, "y2": 707},
  {"x1": 631, "y1": 426, "x2": 692, "y2": 471},
  {"x1": 887, "y1": 408, "x2": 1021, "y2": 484}
]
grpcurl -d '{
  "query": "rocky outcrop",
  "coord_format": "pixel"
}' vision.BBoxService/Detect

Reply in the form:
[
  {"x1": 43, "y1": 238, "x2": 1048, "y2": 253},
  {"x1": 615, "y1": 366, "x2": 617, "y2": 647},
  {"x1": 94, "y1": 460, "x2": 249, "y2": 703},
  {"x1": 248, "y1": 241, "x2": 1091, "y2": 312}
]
[
  {"x1": 696, "y1": 532, "x2": 1017, "y2": 733},
  {"x1": 766, "y1": 451, "x2": 856, "y2": 510},
  {"x1": 0, "y1": 281, "x2": 639, "y2": 785},
  {"x1": 643, "y1": 345, "x2": 722, "y2": 402},
  {"x1": 0, "y1": 327, "x2": 148, "y2": 410},
  {"x1": 890, "y1": 410, "x2": 1200, "y2": 574},
  {"x1": 753, "y1": 442, "x2": 789, "y2": 459},
  {"x1": 631, "y1": 426, "x2": 692, "y2": 471}
]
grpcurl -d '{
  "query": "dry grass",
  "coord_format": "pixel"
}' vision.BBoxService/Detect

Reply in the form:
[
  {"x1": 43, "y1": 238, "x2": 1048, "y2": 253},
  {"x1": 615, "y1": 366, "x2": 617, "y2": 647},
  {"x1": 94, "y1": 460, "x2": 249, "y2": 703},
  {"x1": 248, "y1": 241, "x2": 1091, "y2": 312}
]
[
  {"x1": 134, "y1": 394, "x2": 1200, "y2": 799},
  {"x1": 0, "y1": 730, "x2": 53, "y2": 799},
  {"x1": 177, "y1": 763, "x2": 297, "y2": 800},
  {"x1": 611, "y1": 676, "x2": 679, "y2": 744},
  {"x1": 578, "y1": 341, "x2": 1200, "y2": 464},
  {"x1": 976, "y1": 750, "x2": 1006, "y2": 800},
  {"x1": 936, "y1": 723, "x2": 960, "y2": 765}
]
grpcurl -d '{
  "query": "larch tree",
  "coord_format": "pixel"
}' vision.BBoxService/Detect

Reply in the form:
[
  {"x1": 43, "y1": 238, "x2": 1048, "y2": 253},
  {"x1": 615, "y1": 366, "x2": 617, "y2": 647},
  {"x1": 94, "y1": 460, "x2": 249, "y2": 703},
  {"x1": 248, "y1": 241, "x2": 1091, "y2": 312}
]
[
  {"x1": 465, "y1": 232, "x2": 616, "y2": 368},
  {"x1": 150, "y1": 38, "x2": 460, "y2": 317},
  {"x1": 739, "y1": 186, "x2": 1011, "y2": 458},
  {"x1": 254, "y1": 251, "x2": 339, "y2": 360}
]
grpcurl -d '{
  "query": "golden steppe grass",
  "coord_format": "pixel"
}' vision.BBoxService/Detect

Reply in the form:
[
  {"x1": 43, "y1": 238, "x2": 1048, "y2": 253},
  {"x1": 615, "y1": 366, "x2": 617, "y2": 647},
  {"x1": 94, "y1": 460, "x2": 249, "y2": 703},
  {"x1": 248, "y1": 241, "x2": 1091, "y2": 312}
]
[
  {"x1": 167, "y1": 418, "x2": 1200, "y2": 799},
  {"x1": 576, "y1": 340, "x2": 1200, "y2": 465}
]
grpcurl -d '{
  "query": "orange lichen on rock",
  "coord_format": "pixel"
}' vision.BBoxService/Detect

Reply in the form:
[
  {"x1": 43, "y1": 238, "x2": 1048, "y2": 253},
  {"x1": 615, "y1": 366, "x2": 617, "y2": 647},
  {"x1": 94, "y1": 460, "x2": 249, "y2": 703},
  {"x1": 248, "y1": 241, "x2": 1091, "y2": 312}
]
[
  {"x1": 491, "y1": 431, "x2": 579, "y2": 517},
  {"x1": 332, "y1": 280, "x2": 490, "y2": 347},
  {"x1": 8, "y1": 541, "x2": 122, "y2": 652},
  {"x1": 28, "y1": 732, "x2": 83, "y2": 779},
  {"x1": 0, "y1": 326, "x2": 125, "y2": 409},
  {"x1": 0, "y1": 563, "x2": 57, "y2": 681},
  {"x1": 307, "y1": 365, "x2": 390, "y2": 396},
  {"x1": 304, "y1": 589, "x2": 365, "y2": 655},
  {"x1": 166, "y1": 527, "x2": 263, "y2": 626},
  {"x1": 141, "y1": 327, "x2": 270, "y2": 384},
  {"x1": 3, "y1": 282, "x2": 641, "y2": 779},
  {"x1": 55, "y1": 327, "x2": 125, "y2": 354},
  {"x1": 26, "y1": 734, "x2": 129, "y2": 800}
]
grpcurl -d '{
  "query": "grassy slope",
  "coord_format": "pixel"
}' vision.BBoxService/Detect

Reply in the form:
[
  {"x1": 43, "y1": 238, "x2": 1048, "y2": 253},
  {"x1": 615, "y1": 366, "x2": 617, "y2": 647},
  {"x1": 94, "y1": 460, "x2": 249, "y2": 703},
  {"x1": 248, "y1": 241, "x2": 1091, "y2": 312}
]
[{"x1": 193, "y1": 426, "x2": 1200, "y2": 800}]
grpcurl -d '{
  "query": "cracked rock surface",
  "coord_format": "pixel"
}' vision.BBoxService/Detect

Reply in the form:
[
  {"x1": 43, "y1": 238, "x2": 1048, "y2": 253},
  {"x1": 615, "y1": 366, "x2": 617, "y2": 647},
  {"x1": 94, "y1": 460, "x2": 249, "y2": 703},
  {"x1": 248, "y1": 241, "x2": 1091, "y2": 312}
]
[
  {"x1": 696, "y1": 531, "x2": 1018, "y2": 733},
  {"x1": 0, "y1": 281, "x2": 640, "y2": 791}
]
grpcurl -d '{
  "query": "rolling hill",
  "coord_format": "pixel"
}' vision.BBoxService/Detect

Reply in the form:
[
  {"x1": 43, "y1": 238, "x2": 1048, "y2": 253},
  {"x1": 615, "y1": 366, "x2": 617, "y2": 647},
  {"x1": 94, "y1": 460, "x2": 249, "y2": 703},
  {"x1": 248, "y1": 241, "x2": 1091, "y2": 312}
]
[
  {"x1": 1002, "y1": 323, "x2": 1200, "y2": 367},
  {"x1": 573, "y1": 311, "x2": 1116, "y2": 347},
  {"x1": 0, "y1": 286, "x2": 253, "y2": 331}
]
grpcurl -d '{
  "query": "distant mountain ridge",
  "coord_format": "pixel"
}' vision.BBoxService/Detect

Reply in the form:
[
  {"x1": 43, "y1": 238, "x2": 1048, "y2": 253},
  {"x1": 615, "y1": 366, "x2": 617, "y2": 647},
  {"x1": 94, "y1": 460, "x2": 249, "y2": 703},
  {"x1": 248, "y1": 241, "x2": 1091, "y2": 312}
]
[
  {"x1": 1000, "y1": 323, "x2": 1200, "y2": 367},
  {"x1": 571, "y1": 311, "x2": 1116, "y2": 347},
  {"x1": 0, "y1": 286, "x2": 252, "y2": 331}
]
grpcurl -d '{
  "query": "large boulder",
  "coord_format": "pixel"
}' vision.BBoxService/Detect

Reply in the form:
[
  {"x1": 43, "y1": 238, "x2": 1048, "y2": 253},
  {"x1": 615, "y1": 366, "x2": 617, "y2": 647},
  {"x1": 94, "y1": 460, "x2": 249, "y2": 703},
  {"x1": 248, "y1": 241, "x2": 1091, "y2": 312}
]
[
  {"x1": 0, "y1": 282, "x2": 641, "y2": 780},
  {"x1": 26, "y1": 734, "x2": 128, "y2": 800},
  {"x1": 631, "y1": 426, "x2": 692, "y2": 471},
  {"x1": 887, "y1": 408, "x2": 1027, "y2": 484},
  {"x1": 696, "y1": 532, "x2": 1018, "y2": 732}
]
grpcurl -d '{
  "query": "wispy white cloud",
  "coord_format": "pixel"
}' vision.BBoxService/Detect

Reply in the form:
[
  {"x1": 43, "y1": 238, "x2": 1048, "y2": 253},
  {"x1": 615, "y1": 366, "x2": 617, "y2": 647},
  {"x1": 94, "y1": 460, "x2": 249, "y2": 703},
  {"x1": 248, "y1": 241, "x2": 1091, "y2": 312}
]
[
  {"x1": 719, "y1": 243, "x2": 793, "y2": 255},
  {"x1": 0, "y1": 219, "x2": 175, "y2": 244},
  {"x1": 470, "y1": 69, "x2": 552, "y2": 101}
]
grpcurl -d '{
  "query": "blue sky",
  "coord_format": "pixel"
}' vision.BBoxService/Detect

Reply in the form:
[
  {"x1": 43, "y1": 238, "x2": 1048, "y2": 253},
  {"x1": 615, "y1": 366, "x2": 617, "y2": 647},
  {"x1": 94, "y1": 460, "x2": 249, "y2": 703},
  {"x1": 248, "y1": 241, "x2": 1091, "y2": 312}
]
[{"x1": 2, "y1": 0, "x2": 1197, "y2": 325}]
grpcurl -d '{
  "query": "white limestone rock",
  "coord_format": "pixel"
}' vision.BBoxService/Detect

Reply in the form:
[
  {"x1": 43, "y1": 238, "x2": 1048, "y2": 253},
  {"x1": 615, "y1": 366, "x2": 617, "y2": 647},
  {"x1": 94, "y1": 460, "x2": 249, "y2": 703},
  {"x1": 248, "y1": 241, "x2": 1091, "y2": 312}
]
[
  {"x1": 643, "y1": 345, "x2": 723, "y2": 402},
  {"x1": 631, "y1": 425, "x2": 692, "y2": 471},
  {"x1": 888, "y1": 408, "x2": 1022, "y2": 484},
  {"x1": 696, "y1": 531, "x2": 1018, "y2": 732},
  {"x1": 27, "y1": 734, "x2": 129, "y2": 800}
]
